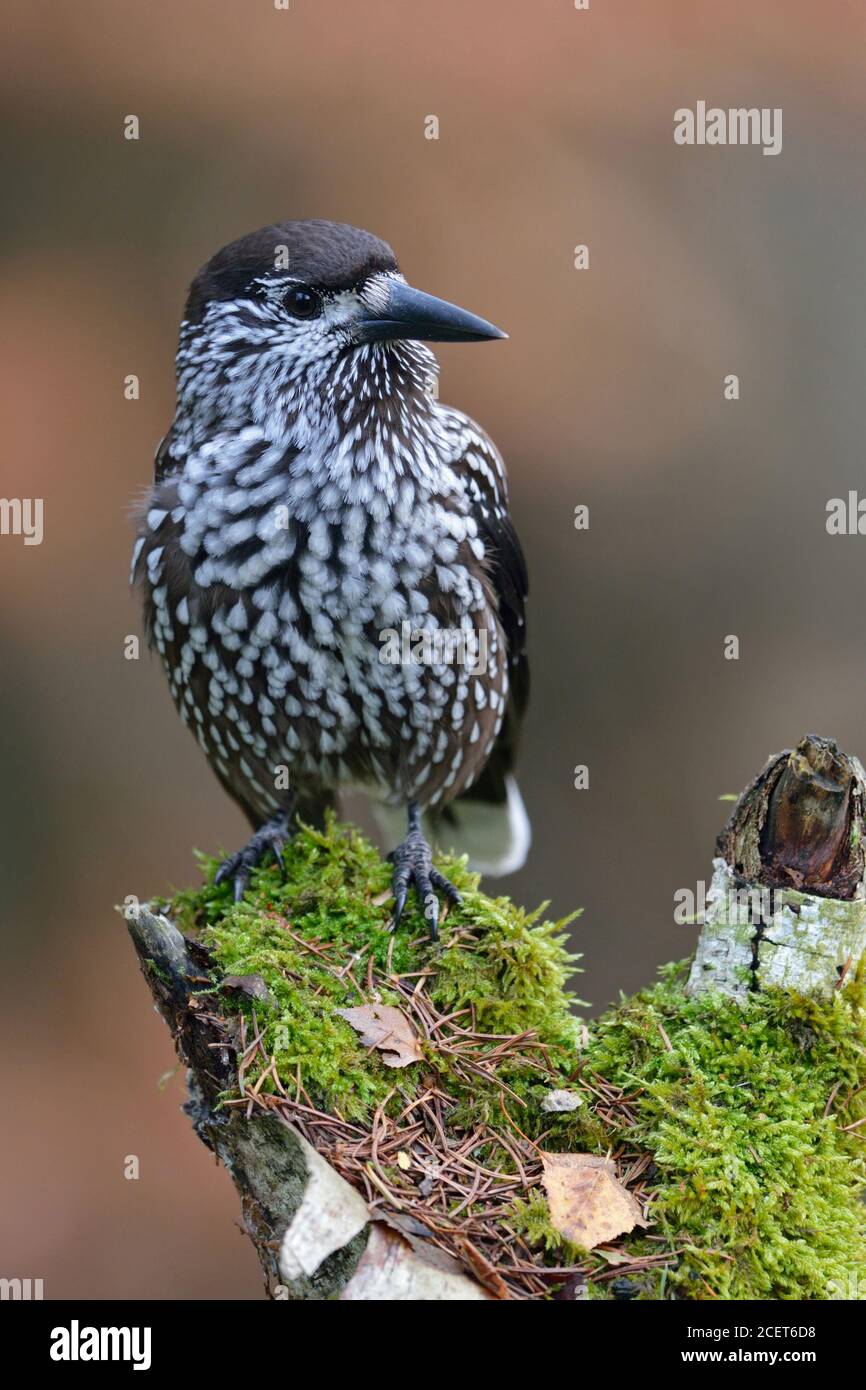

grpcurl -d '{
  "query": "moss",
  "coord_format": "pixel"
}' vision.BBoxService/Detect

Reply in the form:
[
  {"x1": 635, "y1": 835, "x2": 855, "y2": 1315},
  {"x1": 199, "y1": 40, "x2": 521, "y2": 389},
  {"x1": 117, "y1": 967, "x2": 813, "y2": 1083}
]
[
  {"x1": 508, "y1": 1190, "x2": 588, "y2": 1266},
  {"x1": 171, "y1": 815, "x2": 581, "y2": 1123},
  {"x1": 169, "y1": 817, "x2": 866, "y2": 1300},
  {"x1": 584, "y1": 962, "x2": 866, "y2": 1300},
  {"x1": 143, "y1": 956, "x2": 171, "y2": 987}
]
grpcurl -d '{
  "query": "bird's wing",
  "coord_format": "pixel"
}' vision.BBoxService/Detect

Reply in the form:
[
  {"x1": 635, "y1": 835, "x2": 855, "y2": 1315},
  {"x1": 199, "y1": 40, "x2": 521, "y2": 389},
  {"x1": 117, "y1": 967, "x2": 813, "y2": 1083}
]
[{"x1": 444, "y1": 413, "x2": 529, "y2": 797}]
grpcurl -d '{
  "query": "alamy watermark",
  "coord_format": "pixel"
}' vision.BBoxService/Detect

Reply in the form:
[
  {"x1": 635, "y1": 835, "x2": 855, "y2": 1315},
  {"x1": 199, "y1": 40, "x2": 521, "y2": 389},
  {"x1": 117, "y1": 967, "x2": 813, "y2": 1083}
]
[
  {"x1": 379, "y1": 619, "x2": 488, "y2": 675},
  {"x1": 0, "y1": 497, "x2": 43, "y2": 545},
  {"x1": 675, "y1": 881, "x2": 787, "y2": 926},
  {"x1": 827, "y1": 1273, "x2": 865, "y2": 1300},
  {"x1": 0, "y1": 1276, "x2": 43, "y2": 1300},
  {"x1": 50, "y1": 1322, "x2": 152, "y2": 1371},
  {"x1": 826, "y1": 492, "x2": 866, "y2": 534},
  {"x1": 674, "y1": 102, "x2": 782, "y2": 157}
]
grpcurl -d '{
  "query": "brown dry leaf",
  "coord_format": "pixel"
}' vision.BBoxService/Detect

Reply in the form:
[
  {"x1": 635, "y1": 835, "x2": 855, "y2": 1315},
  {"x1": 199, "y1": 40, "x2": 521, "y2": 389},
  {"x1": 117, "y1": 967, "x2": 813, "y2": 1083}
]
[
  {"x1": 336, "y1": 1003, "x2": 423, "y2": 1068},
  {"x1": 541, "y1": 1152, "x2": 647, "y2": 1250}
]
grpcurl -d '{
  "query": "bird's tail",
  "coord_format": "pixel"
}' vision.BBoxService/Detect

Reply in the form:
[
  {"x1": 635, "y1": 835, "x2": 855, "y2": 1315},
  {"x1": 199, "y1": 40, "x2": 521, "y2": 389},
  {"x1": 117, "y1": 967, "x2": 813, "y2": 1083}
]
[{"x1": 371, "y1": 774, "x2": 531, "y2": 878}]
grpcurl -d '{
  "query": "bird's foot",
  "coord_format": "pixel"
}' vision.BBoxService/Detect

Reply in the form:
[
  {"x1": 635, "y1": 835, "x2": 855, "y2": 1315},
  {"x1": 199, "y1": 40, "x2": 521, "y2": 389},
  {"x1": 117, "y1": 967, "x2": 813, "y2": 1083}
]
[
  {"x1": 214, "y1": 809, "x2": 292, "y2": 903},
  {"x1": 387, "y1": 817, "x2": 461, "y2": 942}
]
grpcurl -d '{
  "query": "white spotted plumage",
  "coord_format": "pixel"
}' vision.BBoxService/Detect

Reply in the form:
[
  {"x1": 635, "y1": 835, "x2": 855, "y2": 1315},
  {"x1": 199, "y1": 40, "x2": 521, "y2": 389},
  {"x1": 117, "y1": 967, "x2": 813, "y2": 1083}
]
[{"x1": 133, "y1": 221, "x2": 528, "y2": 887}]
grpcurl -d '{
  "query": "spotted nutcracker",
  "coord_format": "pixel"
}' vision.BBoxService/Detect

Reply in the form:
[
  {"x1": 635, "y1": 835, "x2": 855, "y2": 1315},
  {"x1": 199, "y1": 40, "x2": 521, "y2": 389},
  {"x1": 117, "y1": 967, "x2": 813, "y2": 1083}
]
[{"x1": 133, "y1": 220, "x2": 529, "y2": 938}]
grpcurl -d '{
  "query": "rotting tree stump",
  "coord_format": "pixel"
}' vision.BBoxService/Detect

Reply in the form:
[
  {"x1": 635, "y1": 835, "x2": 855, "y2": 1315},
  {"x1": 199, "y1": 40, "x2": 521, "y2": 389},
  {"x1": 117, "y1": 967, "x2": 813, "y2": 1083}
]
[
  {"x1": 687, "y1": 735, "x2": 866, "y2": 999},
  {"x1": 125, "y1": 732, "x2": 866, "y2": 1300}
]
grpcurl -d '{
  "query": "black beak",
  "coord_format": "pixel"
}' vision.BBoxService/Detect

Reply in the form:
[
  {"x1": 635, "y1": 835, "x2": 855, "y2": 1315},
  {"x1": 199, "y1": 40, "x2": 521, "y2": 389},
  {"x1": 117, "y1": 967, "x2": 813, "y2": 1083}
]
[{"x1": 359, "y1": 280, "x2": 507, "y2": 344}]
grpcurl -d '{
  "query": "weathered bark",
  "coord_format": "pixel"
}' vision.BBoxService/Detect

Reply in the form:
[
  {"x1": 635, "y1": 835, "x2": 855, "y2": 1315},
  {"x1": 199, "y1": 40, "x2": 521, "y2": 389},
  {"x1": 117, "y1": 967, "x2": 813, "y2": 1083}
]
[{"x1": 687, "y1": 735, "x2": 866, "y2": 999}]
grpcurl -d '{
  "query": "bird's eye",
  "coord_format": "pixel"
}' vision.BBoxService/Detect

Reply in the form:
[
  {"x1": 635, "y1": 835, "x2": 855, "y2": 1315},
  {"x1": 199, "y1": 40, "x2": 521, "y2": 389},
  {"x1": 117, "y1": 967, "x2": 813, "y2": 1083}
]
[{"x1": 282, "y1": 285, "x2": 322, "y2": 319}]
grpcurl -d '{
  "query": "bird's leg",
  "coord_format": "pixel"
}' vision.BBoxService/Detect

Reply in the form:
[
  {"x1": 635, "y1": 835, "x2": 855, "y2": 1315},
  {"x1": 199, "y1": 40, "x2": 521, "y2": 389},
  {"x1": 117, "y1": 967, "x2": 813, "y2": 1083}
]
[
  {"x1": 214, "y1": 798, "x2": 295, "y2": 903},
  {"x1": 387, "y1": 801, "x2": 462, "y2": 942}
]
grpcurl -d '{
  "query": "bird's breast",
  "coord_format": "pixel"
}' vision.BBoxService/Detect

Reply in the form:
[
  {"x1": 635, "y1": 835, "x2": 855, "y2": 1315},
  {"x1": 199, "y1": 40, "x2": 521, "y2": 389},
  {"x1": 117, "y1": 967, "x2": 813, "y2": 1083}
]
[{"x1": 135, "y1": 426, "x2": 506, "y2": 813}]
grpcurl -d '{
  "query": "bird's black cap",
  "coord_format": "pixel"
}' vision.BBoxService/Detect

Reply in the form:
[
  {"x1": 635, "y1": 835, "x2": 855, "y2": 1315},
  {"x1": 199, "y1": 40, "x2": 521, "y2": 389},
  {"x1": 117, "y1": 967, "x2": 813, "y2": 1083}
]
[{"x1": 185, "y1": 220, "x2": 399, "y2": 323}]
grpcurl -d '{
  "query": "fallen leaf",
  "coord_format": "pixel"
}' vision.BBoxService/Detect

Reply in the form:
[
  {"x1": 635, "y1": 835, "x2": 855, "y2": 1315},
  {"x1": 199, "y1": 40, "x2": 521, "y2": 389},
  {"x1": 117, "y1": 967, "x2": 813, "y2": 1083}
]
[
  {"x1": 541, "y1": 1152, "x2": 647, "y2": 1251},
  {"x1": 336, "y1": 1003, "x2": 423, "y2": 1068}
]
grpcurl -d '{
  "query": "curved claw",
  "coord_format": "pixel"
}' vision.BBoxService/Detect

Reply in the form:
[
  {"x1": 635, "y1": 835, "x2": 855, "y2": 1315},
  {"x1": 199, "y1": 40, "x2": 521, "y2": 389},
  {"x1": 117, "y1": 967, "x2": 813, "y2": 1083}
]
[
  {"x1": 392, "y1": 887, "x2": 408, "y2": 930},
  {"x1": 430, "y1": 867, "x2": 462, "y2": 906},
  {"x1": 388, "y1": 823, "x2": 460, "y2": 941},
  {"x1": 213, "y1": 809, "x2": 292, "y2": 903}
]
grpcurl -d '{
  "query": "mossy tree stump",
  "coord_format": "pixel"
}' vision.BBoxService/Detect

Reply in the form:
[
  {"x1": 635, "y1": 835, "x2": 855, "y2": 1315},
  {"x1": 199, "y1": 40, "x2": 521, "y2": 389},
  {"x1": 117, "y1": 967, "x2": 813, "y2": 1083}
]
[
  {"x1": 126, "y1": 736, "x2": 866, "y2": 1301},
  {"x1": 687, "y1": 735, "x2": 866, "y2": 999}
]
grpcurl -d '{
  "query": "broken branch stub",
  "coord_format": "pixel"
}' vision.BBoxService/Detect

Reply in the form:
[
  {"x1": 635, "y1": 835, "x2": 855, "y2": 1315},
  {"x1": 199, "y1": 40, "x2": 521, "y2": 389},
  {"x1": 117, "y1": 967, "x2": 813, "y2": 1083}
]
[
  {"x1": 687, "y1": 735, "x2": 866, "y2": 999},
  {"x1": 123, "y1": 904, "x2": 490, "y2": 1300}
]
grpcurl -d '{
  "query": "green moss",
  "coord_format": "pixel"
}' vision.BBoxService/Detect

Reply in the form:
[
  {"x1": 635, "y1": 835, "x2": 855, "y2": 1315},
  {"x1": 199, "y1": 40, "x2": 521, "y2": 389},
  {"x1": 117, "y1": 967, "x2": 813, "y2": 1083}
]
[
  {"x1": 169, "y1": 817, "x2": 866, "y2": 1300},
  {"x1": 510, "y1": 1191, "x2": 568, "y2": 1252},
  {"x1": 171, "y1": 815, "x2": 581, "y2": 1123},
  {"x1": 584, "y1": 962, "x2": 866, "y2": 1300}
]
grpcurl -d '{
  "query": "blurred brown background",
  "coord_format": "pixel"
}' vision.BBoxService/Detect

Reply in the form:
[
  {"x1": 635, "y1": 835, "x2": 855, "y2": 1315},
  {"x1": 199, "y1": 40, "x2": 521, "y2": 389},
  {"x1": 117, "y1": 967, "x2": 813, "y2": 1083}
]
[{"x1": 2, "y1": 0, "x2": 865, "y2": 1299}]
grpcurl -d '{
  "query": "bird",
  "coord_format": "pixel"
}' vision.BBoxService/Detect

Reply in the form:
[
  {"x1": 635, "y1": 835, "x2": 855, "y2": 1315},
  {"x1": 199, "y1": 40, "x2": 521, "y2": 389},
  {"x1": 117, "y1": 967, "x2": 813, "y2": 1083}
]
[{"x1": 132, "y1": 220, "x2": 529, "y2": 939}]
